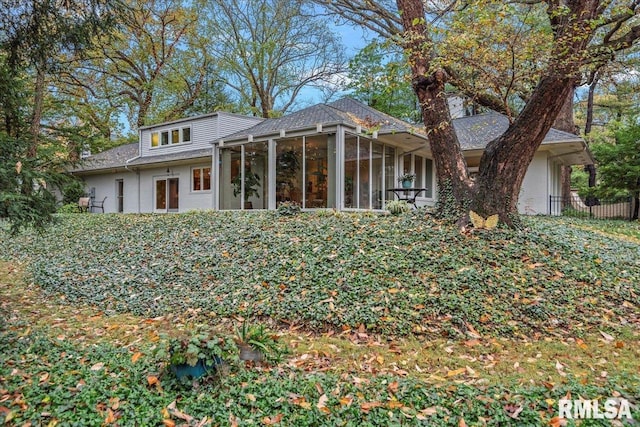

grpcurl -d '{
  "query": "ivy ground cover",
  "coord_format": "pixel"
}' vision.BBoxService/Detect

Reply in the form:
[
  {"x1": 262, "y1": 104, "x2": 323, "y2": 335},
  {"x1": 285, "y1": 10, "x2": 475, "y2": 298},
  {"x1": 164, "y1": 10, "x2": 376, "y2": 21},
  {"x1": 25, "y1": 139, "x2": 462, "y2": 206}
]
[
  {"x1": 1, "y1": 212, "x2": 639, "y2": 425},
  {"x1": 3, "y1": 211, "x2": 639, "y2": 338}
]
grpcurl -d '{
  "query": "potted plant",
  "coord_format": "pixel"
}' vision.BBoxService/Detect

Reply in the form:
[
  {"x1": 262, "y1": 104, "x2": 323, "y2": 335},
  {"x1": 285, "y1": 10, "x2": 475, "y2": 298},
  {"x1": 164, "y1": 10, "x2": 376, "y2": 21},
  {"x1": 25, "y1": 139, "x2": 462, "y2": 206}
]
[
  {"x1": 232, "y1": 168, "x2": 261, "y2": 208},
  {"x1": 398, "y1": 172, "x2": 416, "y2": 189},
  {"x1": 157, "y1": 328, "x2": 235, "y2": 380},
  {"x1": 234, "y1": 322, "x2": 287, "y2": 364}
]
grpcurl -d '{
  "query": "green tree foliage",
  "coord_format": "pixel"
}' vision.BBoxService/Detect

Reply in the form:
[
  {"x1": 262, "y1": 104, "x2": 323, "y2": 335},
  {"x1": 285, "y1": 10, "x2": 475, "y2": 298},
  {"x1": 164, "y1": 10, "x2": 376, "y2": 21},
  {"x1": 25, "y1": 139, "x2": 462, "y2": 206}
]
[
  {"x1": 0, "y1": 0, "x2": 122, "y2": 232},
  {"x1": 61, "y1": 0, "x2": 229, "y2": 131},
  {"x1": 318, "y1": 0, "x2": 640, "y2": 225},
  {"x1": 590, "y1": 122, "x2": 640, "y2": 218},
  {"x1": 345, "y1": 39, "x2": 420, "y2": 123}
]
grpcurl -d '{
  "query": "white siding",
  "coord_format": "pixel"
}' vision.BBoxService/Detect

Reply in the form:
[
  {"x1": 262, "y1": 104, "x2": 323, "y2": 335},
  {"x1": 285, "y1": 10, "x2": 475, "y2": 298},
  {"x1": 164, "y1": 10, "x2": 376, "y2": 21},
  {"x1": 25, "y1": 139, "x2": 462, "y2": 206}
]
[
  {"x1": 518, "y1": 152, "x2": 549, "y2": 215},
  {"x1": 81, "y1": 173, "x2": 138, "y2": 214},
  {"x1": 140, "y1": 113, "x2": 261, "y2": 158},
  {"x1": 137, "y1": 165, "x2": 213, "y2": 213}
]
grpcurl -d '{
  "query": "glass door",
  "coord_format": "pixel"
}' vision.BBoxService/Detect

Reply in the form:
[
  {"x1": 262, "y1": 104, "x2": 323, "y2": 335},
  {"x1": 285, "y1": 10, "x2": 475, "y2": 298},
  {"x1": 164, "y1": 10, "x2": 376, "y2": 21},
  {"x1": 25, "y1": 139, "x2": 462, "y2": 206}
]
[{"x1": 155, "y1": 178, "x2": 179, "y2": 212}]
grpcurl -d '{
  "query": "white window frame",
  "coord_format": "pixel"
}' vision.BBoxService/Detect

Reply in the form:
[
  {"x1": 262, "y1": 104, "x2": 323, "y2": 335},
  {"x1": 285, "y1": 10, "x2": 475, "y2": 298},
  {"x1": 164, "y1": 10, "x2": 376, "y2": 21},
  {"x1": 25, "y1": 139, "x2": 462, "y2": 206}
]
[
  {"x1": 150, "y1": 125, "x2": 192, "y2": 149},
  {"x1": 191, "y1": 166, "x2": 211, "y2": 192}
]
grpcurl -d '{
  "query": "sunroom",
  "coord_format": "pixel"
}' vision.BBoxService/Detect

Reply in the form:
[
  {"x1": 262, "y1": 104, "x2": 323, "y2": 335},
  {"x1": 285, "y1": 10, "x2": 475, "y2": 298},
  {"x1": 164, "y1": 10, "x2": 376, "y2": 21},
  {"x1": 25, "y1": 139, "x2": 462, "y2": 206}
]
[{"x1": 213, "y1": 99, "x2": 433, "y2": 211}]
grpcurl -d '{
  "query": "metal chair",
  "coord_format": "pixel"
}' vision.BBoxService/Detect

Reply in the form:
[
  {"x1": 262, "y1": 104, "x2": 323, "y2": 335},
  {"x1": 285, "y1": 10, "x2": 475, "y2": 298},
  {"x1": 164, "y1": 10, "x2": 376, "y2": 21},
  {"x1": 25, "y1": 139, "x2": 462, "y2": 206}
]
[{"x1": 91, "y1": 196, "x2": 107, "y2": 213}]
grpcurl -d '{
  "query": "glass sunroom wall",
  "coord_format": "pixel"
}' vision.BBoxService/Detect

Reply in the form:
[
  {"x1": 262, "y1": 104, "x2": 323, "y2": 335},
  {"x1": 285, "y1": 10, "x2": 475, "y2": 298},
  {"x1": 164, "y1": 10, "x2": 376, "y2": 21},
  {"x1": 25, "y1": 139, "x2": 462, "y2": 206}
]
[
  {"x1": 358, "y1": 139, "x2": 371, "y2": 209},
  {"x1": 415, "y1": 155, "x2": 424, "y2": 188},
  {"x1": 304, "y1": 136, "x2": 330, "y2": 208},
  {"x1": 384, "y1": 146, "x2": 396, "y2": 204},
  {"x1": 244, "y1": 142, "x2": 268, "y2": 209},
  {"x1": 219, "y1": 146, "x2": 242, "y2": 209},
  {"x1": 344, "y1": 135, "x2": 358, "y2": 208},
  {"x1": 371, "y1": 142, "x2": 384, "y2": 209},
  {"x1": 276, "y1": 138, "x2": 303, "y2": 206},
  {"x1": 425, "y1": 158, "x2": 433, "y2": 198}
]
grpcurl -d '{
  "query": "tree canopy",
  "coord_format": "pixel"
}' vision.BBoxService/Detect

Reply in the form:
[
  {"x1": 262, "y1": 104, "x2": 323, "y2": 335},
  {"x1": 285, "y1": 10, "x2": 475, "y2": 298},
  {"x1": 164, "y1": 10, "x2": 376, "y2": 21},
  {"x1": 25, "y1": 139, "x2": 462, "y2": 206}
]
[{"x1": 319, "y1": 0, "x2": 640, "y2": 225}]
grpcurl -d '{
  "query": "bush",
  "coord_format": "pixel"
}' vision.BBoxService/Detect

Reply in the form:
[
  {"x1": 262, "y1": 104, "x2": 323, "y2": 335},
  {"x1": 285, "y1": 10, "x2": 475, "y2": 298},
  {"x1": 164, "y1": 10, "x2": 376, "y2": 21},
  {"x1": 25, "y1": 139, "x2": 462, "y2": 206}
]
[
  {"x1": 385, "y1": 200, "x2": 411, "y2": 215},
  {"x1": 277, "y1": 201, "x2": 301, "y2": 216},
  {"x1": 62, "y1": 179, "x2": 86, "y2": 205},
  {"x1": 57, "y1": 203, "x2": 84, "y2": 214}
]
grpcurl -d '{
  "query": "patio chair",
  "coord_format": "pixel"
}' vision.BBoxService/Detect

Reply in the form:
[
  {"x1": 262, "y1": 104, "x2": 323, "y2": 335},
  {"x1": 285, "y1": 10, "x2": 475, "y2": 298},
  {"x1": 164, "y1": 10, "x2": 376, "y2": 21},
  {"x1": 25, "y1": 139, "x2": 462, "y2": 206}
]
[{"x1": 91, "y1": 196, "x2": 107, "y2": 213}]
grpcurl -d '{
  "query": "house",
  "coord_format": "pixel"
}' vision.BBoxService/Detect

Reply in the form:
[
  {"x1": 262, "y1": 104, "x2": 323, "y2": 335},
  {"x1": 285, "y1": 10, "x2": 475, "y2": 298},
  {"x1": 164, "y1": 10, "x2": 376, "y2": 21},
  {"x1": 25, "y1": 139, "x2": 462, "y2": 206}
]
[{"x1": 71, "y1": 98, "x2": 593, "y2": 215}]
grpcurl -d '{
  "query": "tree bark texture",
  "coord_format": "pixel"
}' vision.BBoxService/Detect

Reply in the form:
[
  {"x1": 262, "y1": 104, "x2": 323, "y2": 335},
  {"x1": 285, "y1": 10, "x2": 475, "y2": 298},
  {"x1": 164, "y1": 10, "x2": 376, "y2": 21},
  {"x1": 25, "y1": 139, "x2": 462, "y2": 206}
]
[
  {"x1": 396, "y1": 0, "x2": 472, "y2": 218},
  {"x1": 474, "y1": 75, "x2": 576, "y2": 223}
]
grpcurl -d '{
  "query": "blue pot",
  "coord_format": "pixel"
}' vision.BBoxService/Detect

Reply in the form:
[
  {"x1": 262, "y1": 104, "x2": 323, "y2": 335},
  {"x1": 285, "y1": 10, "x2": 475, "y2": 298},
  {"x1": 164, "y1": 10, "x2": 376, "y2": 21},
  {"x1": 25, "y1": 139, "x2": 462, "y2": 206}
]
[
  {"x1": 171, "y1": 357, "x2": 222, "y2": 379},
  {"x1": 402, "y1": 180, "x2": 412, "y2": 189}
]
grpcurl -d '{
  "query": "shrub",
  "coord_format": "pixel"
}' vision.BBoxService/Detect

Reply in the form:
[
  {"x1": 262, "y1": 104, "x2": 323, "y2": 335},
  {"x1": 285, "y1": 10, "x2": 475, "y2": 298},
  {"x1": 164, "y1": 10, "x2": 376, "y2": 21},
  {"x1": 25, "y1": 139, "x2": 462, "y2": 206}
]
[
  {"x1": 57, "y1": 203, "x2": 84, "y2": 214},
  {"x1": 62, "y1": 179, "x2": 86, "y2": 205},
  {"x1": 277, "y1": 201, "x2": 301, "y2": 216},
  {"x1": 385, "y1": 200, "x2": 411, "y2": 215}
]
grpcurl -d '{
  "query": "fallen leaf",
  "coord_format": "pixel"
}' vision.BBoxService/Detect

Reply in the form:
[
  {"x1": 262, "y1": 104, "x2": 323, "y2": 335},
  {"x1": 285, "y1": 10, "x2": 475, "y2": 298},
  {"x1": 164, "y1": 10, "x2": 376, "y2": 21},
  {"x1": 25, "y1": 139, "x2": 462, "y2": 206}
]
[
  {"x1": 317, "y1": 394, "x2": 330, "y2": 414},
  {"x1": 131, "y1": 352, "x2": 143, "y2": 363},
  {"x1": 261, "y1": 413, "x2": 283, "y2": 425},
  {"x1": 459, "y1": 417, "x2": 468, "y2": 427},
  {"x1": 446, "y1": 368, "x2": 466, "y2": 377},
  {"x1": 599, "y1": 330, "x2": 614, "y2": 342},
  {"x1": 147, "y1": 376, "x2": 159, "y2": 386},
  {"x1": 339, "y1": 396, "x2": 353, "y2": 407},
  {"x1": 90, "y1": 362, "x2": 104, "y2": 371}
]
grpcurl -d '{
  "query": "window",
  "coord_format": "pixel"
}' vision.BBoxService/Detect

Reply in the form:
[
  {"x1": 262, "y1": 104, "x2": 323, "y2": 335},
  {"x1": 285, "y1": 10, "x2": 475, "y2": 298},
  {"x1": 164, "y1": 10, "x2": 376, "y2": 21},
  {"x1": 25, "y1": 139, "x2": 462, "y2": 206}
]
[
  {"x1": 150, "y1": 126, "x2": 192, "y2": 148},
  {"x1": 402, "y1": 154, "x2": 434, "y2": 198},
  {"x1": 192, "y1": 167, "x2": 211, "y2": 191}
]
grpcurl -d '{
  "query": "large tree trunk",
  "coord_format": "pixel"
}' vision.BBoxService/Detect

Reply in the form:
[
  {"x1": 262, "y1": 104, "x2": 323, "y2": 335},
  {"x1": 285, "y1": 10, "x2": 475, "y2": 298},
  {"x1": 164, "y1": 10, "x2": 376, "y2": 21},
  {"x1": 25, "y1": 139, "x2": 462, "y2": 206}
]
[
  {"x1": 396, "y1": 0, "x2": 472, "y2": 220},
  {"x1": 473, "y1": 76, "x2": 576, "y2": 224}
]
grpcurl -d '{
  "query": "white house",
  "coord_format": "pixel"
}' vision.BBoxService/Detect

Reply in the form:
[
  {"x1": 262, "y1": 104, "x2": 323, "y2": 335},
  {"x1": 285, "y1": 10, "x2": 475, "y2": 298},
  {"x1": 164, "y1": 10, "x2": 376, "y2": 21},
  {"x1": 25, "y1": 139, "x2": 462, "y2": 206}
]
[{"x1": 71, "y1": 98, "x2": 593, "y2": 215}]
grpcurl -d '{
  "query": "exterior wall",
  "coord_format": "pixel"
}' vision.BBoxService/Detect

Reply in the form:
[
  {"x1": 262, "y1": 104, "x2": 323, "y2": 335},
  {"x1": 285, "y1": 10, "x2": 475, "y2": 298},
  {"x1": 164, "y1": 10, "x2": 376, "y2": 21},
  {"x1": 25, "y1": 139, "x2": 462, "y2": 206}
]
[
  {"x1": 137, "y1": 163, "x2": 213, "y2": 213},
  {"x1": 517, "y1": 152, "x2": 550, "y2": 215},
  {"x1": 140, "y1": 113, "x2": 261, "y2": 158},
  {"x1": 81, "y1": 172, "x2": 138, "y2": 214}
]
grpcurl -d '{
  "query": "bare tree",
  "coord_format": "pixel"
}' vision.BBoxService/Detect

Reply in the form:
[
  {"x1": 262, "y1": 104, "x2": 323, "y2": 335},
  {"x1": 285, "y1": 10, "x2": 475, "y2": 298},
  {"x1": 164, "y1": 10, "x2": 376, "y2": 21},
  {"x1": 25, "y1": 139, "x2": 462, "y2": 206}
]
[{"x1": 205, "y1": 0, "x2": 346, "y2": 118}]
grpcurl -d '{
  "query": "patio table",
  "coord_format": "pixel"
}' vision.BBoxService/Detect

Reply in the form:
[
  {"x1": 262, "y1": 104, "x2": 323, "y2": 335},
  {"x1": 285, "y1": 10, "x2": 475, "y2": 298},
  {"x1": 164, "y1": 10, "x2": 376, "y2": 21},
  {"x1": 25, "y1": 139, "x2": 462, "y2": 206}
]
[{"x1": 387, "y1": 188, "x2": 428, "y2": 209}]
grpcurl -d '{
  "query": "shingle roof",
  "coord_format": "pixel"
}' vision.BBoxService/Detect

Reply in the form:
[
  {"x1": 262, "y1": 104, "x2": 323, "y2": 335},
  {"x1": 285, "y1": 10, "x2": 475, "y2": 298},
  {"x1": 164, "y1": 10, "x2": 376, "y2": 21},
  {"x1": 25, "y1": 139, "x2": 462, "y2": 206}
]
[
  {"x1": 453, "y1": 112, "x2": 583, "y2": 150},
  {"x1": 70, "y1": 143, "x2": 139, "y2": 173},
  {"x1": 125, "y1": 148, "x2": 211, "y2": 166},
  {"x1": 73, "y1": 100, "x2": 585, "y2": 173},
  {"x1": 223, "y1": 97, "x2": 425, "y2": 141}
]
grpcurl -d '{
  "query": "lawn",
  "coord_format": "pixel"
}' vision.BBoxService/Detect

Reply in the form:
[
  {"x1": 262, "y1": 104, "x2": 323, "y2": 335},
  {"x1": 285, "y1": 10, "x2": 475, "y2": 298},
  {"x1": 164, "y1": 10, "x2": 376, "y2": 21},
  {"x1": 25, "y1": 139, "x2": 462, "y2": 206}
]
[{"x1": 1, "y1": 211, "x2": 638, "y2": 425}]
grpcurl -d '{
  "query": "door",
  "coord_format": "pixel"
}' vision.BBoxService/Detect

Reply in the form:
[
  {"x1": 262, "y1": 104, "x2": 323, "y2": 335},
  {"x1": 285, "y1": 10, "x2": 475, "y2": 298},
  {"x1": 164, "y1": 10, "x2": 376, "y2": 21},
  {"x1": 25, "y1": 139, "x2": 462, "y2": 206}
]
[
  {"x1": 116, "y1": 179, "x2": 124, "y2": 213},
  {"x1": 155, "y1": 177, "x2": 179, "y2": 212}
]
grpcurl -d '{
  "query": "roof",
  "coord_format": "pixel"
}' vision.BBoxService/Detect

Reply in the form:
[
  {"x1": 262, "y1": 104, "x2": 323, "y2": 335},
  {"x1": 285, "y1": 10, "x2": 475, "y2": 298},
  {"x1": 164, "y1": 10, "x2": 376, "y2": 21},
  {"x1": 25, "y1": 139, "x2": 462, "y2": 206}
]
[
  {"x1": 125, "y1": 148, "x2": 211, "y2": 167},
  {"x1": 70, "y1": 143, "x2": 138, "y2": 173},
  {"x1": 222, "y1": 97, "x2": 426, "y2": 142},
  {"x1": 453, "y1": 112, "x2": 583, "y2": 150},
  {"x1": 72, "y1": 100, "x2": 588, "y2": 174}
]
